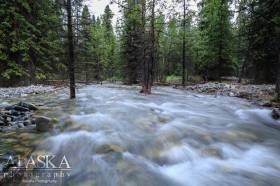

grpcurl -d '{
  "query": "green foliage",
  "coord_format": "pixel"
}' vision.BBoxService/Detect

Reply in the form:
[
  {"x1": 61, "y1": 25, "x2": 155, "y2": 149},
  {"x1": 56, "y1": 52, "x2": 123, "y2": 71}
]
[
  {"x1": 119, "y1": 0, "x2": 143, "y2": 84},
  {"x1": 194, "y1": 0, "x2": 233, "y2": 79},
  {"x1": 160, "y1": 17, "x2": 182, "y2": 76},
  {"x1": 245, "y1": 0, "x2": 280, "y2": 83},
  {"x1": 166, "y1": 75, "x2": 181, "y2": 81},
  {"x1": 102, "y1": 5, "x2": 117, "y2": 79},
  {"x1": 75, "y1": 5, "x2": 117, "y2": 82},
  {"x1": 0, "y1": 0, "x2": 279, "y2": 87},
  {"x1": 0, "y1": 0, "x2": 64, "y2": 83},
  {"x1": 77, "y1": 5, "x2": 94, "y2": 82}
]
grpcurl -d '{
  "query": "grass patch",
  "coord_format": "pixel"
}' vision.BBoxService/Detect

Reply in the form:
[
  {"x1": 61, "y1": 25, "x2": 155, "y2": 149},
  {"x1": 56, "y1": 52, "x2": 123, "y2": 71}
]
[{"x1": 166, "y1": 75, "x2": 181, "y2": 81}]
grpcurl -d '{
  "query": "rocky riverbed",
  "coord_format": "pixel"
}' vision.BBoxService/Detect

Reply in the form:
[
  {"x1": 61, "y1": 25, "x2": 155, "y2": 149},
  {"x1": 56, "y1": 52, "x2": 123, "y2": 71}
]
[
  {"x1": 0, "y1": 102, "x2": 37, "y2": 132},
  {"x1": 178, "y1": 83, "x2": 277, "y2": 107},
  {"x1": 0, "y1": 102, "x2": 54, "y2": 132},
  {"x1": 0, "y1": 102, "x2": 55, "y2": 184}
]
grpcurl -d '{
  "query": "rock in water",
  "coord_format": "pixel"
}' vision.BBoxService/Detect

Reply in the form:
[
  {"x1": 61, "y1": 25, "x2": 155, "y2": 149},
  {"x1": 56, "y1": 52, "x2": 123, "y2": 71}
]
[
  {"x1": 96, "y1": 144, "x2": 123, "y2": 154},
  {"x1": 11, "y1": 110, "x2": 20, "y2": 116},
  {"x1": 17, "y1": 123, "x2": 24, "y2": 128},
  {"x1": 4, "y1": 106, "x2": 14, "y2": 111},
  {"x1": 13, "y1": 106, "x2": 29, "y2": 112},
  {"x1": 272, "y1": 109, "x2": 280, "y2": 120},
  {"x1": 5, "y1": 102, "x2": 38, "y2": 112},
  {"x1": 0, "y1": 116, "x2": 4, "y2": 122},
  {"x1": 23, "y1": 120, "x2": 32, "y2": 126},
  {"x1": 1, "y1": 102, "x2": 40, "y2": 131},
  {"x1": 6, "y1": 117, "x2": 12, "y2": 122},
  {"x1": 35, "y1": 116, "x2": 53, "y2": 132},
  {"x1": 259, "y1": 101, "x2": 272, "y2": 107},
  {"x1": 18, "y1": 102, "x2": 38, "y2": 111},
  {"x1": 238, "y1": 92, "x2": 252, "y2": 99}
]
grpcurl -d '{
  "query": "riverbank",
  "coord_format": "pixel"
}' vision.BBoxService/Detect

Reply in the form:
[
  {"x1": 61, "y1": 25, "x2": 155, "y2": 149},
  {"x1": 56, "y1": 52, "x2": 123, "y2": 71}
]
[
  {"x1": 176, "y1": 82, "x2": 278, "y2": 108},
  {"x1": 0, "y1": 85, "x2": 57, "y2": 98},
  {"x1": 1, "y1": 82, "x2": 278, "y2": 108}
]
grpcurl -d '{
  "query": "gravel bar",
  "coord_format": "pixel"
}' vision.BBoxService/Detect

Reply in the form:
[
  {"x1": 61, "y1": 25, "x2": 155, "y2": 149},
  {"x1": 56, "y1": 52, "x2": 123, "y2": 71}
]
[{"x1": 0, "y1": 85, "x2": 56, "y2": 98}]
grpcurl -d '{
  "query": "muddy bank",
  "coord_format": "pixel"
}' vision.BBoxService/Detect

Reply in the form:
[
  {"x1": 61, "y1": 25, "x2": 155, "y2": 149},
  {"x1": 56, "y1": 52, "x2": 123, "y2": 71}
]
[{"x1": 176, "y1": 83, "x2": 278, "y2": 108}]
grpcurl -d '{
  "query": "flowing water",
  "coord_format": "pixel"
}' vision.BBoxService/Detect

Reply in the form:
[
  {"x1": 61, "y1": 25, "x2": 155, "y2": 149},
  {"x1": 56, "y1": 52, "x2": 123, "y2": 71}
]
[{"x1": 1, "y1": 85, "x2": 280, "y2": 186}]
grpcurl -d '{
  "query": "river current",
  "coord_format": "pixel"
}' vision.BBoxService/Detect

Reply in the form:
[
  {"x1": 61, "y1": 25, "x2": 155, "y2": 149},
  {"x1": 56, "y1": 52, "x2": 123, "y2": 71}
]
[{"x1": 1, "y1": 85, "x2": 280, "y2": 186}]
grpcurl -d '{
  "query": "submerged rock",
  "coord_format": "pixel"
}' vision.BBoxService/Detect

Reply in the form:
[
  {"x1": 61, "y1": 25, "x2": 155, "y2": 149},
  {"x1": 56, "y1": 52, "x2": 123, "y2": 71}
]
[
  {"x1": 95, "y1": 144, "x2": 123, "y2": 154},
  {"x1": 272, "y1": 109, "x2": 280, "y2": 120},
  {"x1": 201, "y1": 147, "x2": 223, "y2": 159},
  {"x1": 35, "y1": 116, "x2": 53, "y2": 132},
  {"x1": 157, "y1": 115, "x2": 171, "y2": 123}
]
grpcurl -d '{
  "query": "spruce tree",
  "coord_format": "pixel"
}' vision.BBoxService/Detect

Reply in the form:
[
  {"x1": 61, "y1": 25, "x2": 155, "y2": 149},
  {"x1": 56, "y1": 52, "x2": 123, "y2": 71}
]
[
  {"x1": 197, "y1": 0, "x2": 233, "y2": 80},
  {"x1": 80, "y1": 5, "x2": 93, "y2": 84},
  {"x1": 102, "y1": 5, "x2": 116, "y2": 79}
]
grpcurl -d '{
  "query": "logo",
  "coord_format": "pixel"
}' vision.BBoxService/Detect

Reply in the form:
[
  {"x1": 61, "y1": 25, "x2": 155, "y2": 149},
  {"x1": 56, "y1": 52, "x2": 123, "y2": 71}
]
[{"x1": 0, "y1": 154, "x2": 72, "y2": 184}]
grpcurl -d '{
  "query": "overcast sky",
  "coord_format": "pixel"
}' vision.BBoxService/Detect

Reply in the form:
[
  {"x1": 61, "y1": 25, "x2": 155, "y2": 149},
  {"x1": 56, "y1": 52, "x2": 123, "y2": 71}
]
[
  {"x1": 84, "y1": 0, "x2": 119, "y2": 24},
  {"x1": 84, "y1": 0, "x2": 198, "y2": 25}
]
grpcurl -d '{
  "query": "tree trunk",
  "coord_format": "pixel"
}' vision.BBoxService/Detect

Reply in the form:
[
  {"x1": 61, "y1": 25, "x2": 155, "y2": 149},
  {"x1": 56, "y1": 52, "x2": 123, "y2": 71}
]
[
  {"x1": 97, "y1": 56, "x2": 101, "y2": 84},
  {"x1": 85, "y1": 63, "x2": 89, "y2": 85},
  {"x1": 142, "y1": 0, "x2": 155, "y2": 94},
  {"x1": 149, "y1": 0, "x2": 156, "y2": 92},
  {"x1": 238, "y1": 59, "x2": 245, "y2": 83},
  {"x1": 276, "y1": 52, "x2": 280, "y2": 101},
  {"x1": 182, "y1": 0, "x2": 186, "y2": 87},
  {"x1": 29, "y1": 49, "x2": 36, "y2": 85},
  {"x1": 218, "y1": 0, "x2": 225, "y2": 83},
  {"x1": 67, "y1": 0, "x2": 76, "y2": 99},
  {"x1": 140, "y1": 0, "x2": 151, "y2": 94}
]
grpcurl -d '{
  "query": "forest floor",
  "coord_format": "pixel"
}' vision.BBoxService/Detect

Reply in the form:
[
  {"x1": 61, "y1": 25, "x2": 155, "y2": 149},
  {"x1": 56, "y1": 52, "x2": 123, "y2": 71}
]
[{"x1": 176, "y1": 82, "x2": 278, "y2": 108}]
